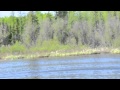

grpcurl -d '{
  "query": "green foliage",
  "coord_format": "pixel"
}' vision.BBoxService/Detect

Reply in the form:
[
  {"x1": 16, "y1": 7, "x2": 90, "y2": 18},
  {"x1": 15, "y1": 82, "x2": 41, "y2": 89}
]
[
  {"x1": 0, "y1": 46, "x2": 10, "y2": 53},
  {"x1": 1, "y1": 11, "x2": 120, "y2": 55},
  {"x1": 29, "y1": 39, "x2": 71, "y2": 52},
  {"x1": 40, "y1": 40, "x2": 60, "y2": 51},
  {"x1": 102, "y1": 11, "x2": 109, "y2": 23},
  {"x1": 68, "y1": 11, "x2": 77, "y2": 25},
  {"x1": 35, "y1": 11, "x2": 43, "y2": 22},
  {"x1": 10, "y1": 41, "x2": 26, "y2": 53},
  {"x1": 0, "y1": 41, "x2": 26, "y2": 53},
  {"x1": 113, "y1": 36, "x2": 120, "y2": 47}
]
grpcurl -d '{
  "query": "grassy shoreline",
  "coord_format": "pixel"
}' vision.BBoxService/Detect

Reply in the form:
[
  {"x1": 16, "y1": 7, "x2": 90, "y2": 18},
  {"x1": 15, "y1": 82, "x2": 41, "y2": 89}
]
[{"x1": 0, "y1": 47, "x2": 120, "y2": 61}]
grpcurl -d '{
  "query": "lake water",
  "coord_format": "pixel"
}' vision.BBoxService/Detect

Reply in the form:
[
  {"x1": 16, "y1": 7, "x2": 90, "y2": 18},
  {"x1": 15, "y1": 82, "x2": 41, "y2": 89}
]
[{"x1": 0, "y1": 54, "x2": 120, "y2": 79}]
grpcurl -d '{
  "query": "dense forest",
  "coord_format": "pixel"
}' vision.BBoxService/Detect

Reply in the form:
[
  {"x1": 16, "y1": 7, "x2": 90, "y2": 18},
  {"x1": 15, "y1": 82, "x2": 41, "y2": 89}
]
[{"x1": 0, "y1": 11, "x2": 120, "y2": 54}]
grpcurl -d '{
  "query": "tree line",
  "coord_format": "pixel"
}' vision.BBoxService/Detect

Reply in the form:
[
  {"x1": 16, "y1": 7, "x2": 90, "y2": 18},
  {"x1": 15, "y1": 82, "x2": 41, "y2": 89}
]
[{"x1": 0, "y1": 11, "x2": 120, "y2": 49}]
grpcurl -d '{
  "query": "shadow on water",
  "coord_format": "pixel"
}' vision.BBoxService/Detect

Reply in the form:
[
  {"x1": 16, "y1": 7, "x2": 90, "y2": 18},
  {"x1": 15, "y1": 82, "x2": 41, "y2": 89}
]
[{"x1": 27, "y1": 59, "x2": 40, "y2": 79}]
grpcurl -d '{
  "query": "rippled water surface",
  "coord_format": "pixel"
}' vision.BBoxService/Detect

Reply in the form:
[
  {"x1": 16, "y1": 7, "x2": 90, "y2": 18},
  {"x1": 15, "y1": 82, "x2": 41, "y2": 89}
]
[{"x1": 0, "y1": 54, "x2": 120, "y2": 79}]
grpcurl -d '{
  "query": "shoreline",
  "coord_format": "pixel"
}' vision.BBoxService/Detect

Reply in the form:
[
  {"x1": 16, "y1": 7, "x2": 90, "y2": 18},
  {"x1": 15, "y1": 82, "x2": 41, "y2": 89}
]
[{"x1": 0, "y1": 48, "x2": 120, "y2": 61}]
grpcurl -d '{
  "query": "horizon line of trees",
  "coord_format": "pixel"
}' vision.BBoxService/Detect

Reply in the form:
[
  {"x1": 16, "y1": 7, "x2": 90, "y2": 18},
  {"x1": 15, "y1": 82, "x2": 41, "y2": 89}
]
[{"x1": 0, "y1": 11, "x2": 120, "y2": 49}]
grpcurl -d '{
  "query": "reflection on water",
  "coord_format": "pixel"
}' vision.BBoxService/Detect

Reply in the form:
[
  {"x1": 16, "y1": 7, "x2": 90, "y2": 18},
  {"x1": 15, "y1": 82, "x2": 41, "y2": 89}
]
[
  {"x1": 0, "y1": 54, "x2": 120, "y2": 79},
  {"x1": 27, "y1": 59, "x2": 40, "y2": 78}
]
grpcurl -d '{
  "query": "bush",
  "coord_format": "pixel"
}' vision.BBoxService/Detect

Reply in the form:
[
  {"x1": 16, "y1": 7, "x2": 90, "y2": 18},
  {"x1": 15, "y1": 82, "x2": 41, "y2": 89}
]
[{"x1": 9, "y1": 41, "x2": 26, "y2": 53}]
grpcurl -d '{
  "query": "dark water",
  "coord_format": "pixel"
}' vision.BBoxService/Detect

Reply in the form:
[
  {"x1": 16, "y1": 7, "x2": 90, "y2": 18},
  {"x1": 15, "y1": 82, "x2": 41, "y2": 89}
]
[{"x1": 0, "y1": 54, "x2": 120, "y2": 79}]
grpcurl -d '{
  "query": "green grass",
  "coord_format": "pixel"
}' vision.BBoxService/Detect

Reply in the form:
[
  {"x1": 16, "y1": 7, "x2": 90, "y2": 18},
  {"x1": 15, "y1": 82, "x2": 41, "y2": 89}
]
[
  {"x1": 0, "y1": 40, "x2": 72, "y2": 54},
  {"x1": 29, "y1": 39, "x2": 72, "y2": 52},
  {"x1": 110, "y1": 48, "x2": 120, "y2": 54},
  {"x1": 1, "y1": 40, "x2": 120, "y2": 60},
  {"x1": 0, "y1": 41, "x2": 26, "y2": 54}
]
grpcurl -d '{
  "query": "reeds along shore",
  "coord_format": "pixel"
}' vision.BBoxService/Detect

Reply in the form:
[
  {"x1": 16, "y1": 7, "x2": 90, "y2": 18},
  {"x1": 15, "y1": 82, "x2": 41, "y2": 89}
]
[{"x1": 1, "y1": 48, "x2": 120, "y2": 60}]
